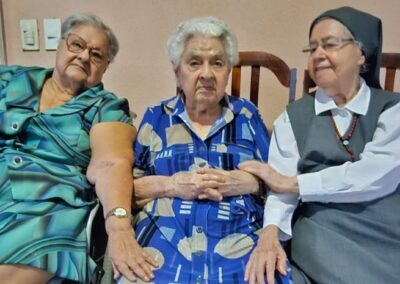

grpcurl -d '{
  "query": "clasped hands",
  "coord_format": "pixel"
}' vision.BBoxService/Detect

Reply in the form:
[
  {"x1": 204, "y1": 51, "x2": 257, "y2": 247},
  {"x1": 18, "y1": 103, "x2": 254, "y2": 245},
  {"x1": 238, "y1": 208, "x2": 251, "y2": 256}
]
[
  {"x1": 167, "y1": 160, "x2": 299, "y2": 202},
  {"x1": 167, "y1": 167, "x2": 260, "y2": 201}
]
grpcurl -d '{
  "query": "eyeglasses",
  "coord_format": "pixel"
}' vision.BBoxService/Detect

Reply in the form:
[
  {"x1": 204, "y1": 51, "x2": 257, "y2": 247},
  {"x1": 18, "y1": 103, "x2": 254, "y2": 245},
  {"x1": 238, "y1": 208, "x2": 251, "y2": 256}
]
[
  {"x1": 302, "y1": 37, "x2": 354, "y2": 54},
  {"x1": 64, "y1": 33, "x2": 109, "y2": 64}
]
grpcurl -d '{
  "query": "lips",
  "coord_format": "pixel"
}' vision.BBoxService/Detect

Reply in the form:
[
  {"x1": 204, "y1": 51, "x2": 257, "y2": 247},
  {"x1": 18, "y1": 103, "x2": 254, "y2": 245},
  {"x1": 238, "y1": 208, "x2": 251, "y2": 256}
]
[
  {"x1": 313, "y1": 66, "x2": 334, "y2": 79},
  {"x1": 314, "y1": 66, "x2": 332, "y2": 72},
  {"x1": 197, "y1": 86, "x2": 215, "y2": 91}
]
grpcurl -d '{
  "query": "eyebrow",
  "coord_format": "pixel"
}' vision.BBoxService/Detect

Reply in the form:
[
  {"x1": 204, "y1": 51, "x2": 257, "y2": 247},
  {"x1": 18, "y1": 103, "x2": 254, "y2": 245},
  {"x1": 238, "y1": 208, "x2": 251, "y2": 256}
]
[
  {"x1": 309, "y1": 35, "x2": 342, "y2": 42},
  {"x1": 185, "y1": 50, "x2": 227, "y2": 58},
  {"x1": 71, "y1": 33, "x2": 106, "y2": 52},
  {"x1": 90, "y1": 47, "x2": 104, "y2": 53}
]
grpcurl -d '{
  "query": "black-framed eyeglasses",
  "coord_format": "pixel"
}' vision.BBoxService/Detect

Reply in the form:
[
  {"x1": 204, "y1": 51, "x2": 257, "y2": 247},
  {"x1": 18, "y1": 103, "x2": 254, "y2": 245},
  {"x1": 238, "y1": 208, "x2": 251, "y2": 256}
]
[
  {"x1": 64, "y1": 33, "x2": 109, "y2": 64},
  {"x1": 302, "y1": 37, "x2": 354, "y2": 54}
]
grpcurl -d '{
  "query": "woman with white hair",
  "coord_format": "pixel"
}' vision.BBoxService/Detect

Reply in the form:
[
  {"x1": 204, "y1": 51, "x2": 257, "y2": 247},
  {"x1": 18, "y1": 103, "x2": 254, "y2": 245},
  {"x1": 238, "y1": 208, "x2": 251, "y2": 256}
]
[{"x1": 112, "y1": 16, "x2": 293, "y2": 283}]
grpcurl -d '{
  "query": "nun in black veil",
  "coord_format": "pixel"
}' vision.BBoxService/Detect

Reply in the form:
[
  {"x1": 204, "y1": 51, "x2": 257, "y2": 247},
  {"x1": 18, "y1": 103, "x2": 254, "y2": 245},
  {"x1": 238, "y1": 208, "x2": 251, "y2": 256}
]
[{"x1": 240, "y1": 6, "x2": 400, "y2": 284}]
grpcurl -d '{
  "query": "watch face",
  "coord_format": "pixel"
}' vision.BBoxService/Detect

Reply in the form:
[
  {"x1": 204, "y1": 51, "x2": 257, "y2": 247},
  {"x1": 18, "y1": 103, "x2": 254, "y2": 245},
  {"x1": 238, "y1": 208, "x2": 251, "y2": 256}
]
[{"x1": 115, "y1": 208, "x2": 127, "y2": 217}]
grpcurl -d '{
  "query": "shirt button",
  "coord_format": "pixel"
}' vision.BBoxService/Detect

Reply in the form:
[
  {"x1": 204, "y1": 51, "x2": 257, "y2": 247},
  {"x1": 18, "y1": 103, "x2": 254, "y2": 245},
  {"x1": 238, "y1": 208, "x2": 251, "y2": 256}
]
[
  {"x1": 196, "y1": 226, "x2": 203, "y2": 234},
  {"x1": 198, "y1": 146, "x2": 205, "y2": 152},
  {"x1": 194, "y1": 251, "x2": 203, "y2": 256},
  {"x1": 13, "y1": 156, "x2": 22, "y2": 164},
  {"x1": 11, "y1": 121, "x2": 19, "y2": 130}
]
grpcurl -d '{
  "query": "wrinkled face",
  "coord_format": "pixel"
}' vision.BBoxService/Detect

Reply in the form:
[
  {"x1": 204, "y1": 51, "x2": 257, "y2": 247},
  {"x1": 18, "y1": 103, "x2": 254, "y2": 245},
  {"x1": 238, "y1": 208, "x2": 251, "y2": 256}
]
[
  {"x1": 175, "y1": 35, "x2": 231, "y2": 109},
  {"x1": 307, "y1": 19, "x2": 365, "y2": 92},
  {"x1": 54, "y1": 24, "x2": 110, "y2": 92}
]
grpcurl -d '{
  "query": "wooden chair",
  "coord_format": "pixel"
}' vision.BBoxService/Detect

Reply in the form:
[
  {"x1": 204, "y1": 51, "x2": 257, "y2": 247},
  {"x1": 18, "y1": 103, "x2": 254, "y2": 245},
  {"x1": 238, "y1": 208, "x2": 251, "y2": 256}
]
[
  {"x1": 381, "y1": 52, "x2": 400, "y2": 91},
  {"x1": 303, "y1": 52, "x2": 400, "y2": 93},
  {"x1": 231, "y1": 51, "x2": 297, "y2": 106}
]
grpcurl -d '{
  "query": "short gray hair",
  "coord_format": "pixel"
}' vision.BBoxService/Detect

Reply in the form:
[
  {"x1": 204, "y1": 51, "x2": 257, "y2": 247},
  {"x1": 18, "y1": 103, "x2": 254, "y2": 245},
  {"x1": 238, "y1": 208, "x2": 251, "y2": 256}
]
[
  {"x1": 61, "y1": 14, "x2": 119, "y2": 62},
  {"x1": 167, "y1": 16, "x2": 238, "y2": 69}
]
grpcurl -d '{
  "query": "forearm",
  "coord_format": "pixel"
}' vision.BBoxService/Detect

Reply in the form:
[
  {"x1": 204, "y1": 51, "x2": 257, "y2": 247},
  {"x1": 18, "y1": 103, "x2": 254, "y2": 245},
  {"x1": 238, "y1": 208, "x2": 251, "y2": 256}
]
[
  {"x1": 269, "y1": 173, "x2": 299, "y2": 194},
  {"x1": 132, "y1": 175, "x2": 172, "y2": 208},
  {"x1": 87, "y1": 122, "x2": 137, "y2": 234},
  {"x1": 92, "y1": 160, "x2": 134, "y2": 233},
  {"x1": 223, "y1": 170, "x2": 259, "y2": 196},
  {"x1": 97, "y1": 164, "x2": 132, "y2": 212}
]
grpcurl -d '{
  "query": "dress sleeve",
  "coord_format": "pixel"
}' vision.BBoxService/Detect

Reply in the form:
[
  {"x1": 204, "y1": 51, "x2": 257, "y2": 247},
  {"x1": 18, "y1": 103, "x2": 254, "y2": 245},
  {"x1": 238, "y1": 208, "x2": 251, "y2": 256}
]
[
  {"x1": 0, "y1": 65, "x2": 23, "y2": 94},
  {"x1": 133, "y1": 107, "x2": 158, "y2": 178},
  {"x1": 249, "y1": 107, "x2": 270, "y2": 162},
  {"x1": 92, "y1": 95, "x2": 132, "y2": 125}
]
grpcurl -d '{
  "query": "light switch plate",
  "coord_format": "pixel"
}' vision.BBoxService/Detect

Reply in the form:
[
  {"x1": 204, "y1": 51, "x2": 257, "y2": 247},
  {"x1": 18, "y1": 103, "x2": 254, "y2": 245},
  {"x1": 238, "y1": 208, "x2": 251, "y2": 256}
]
[
  {"x1": 44, "y1": 18, "x2": 61, "y2": 50},
  {"x1": 20, "y1": 19, "x2": 39, "y2": 50}
]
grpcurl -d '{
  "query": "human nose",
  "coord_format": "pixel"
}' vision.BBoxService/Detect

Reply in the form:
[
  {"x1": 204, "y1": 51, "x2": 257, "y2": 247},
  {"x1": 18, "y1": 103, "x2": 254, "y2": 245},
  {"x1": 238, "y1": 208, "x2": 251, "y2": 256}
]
[
  {"x1": 200, "y1": 63, "x2": 214, "y2": 79},
  {"x1": 77, "y1": 48, "x2": 91, "y2": 62},
  {"x1": 310, "y1": 44, "x2": 327, "y2": 59}
]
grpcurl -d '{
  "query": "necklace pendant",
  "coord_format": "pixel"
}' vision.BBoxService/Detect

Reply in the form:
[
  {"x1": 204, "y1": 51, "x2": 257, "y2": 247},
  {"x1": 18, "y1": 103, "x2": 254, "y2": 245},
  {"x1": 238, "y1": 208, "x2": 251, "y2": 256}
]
[{"x1": 342, "y1": 140, "x2": 349, "y2": 146}]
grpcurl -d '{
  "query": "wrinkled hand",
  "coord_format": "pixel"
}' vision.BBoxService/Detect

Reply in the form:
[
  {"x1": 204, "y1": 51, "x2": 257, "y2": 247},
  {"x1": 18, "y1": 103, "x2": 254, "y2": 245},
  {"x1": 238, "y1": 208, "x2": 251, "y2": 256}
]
[
  {"x1": 168, "y1": 171, "x2": 223, "y2": 201},
  {"x1": 239, "y1": 161, "x2": 299, "y2": 193},
  {"x1": 196, "y1": 168, "x2": 259, "y2": 198},
  {"x1": 245, "y1": 226, "x2": 287, "y2": 284},
  {"x1": 106, "y1": 218, "x2": 158, "y2": 282}
]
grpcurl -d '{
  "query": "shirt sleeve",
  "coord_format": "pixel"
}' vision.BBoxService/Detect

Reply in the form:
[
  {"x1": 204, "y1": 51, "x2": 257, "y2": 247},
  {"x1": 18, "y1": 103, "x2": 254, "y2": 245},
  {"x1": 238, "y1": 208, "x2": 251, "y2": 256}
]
[
  {"x1": 299, "y1": 101, "x2": 400, "y2": 202},
  {"x1": 263, "y1": 110, "x2": 299, "y2": 240}
]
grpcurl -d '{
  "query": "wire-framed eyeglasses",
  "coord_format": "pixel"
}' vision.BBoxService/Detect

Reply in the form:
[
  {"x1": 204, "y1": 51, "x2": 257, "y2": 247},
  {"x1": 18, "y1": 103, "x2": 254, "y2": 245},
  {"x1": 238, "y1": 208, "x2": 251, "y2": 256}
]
[
  {"x1": 64, "y1": 33, "x2": 109, "y2": 64},
  {"x1": 302, "y1": 37, "x2": 354, "y2": 54}
]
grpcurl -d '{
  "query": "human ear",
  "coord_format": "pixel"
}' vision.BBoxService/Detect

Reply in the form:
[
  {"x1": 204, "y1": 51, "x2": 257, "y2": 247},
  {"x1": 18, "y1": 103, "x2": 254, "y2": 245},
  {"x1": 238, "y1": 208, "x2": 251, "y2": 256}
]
[
  {"x1": 174, "y1": 67, "x2": 181, "y2": 87},
  {"x1": 357, "y1": 51, "x2": 366, "y2": 66}
]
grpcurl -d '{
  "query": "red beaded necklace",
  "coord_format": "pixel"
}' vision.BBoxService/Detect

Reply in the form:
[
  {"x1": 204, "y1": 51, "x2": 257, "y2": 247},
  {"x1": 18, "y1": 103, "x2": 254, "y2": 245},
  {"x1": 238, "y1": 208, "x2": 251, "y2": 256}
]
[{"x1": 328, "y1": 111, "x2": 359, "y2": 161}]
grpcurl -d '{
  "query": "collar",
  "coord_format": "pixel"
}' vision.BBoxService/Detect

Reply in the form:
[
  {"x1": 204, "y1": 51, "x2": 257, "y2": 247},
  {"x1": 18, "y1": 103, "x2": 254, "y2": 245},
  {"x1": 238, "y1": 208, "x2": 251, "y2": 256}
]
[
  {"x1": 5, "y1": 66, "x2": 108, "y2": 115},
  {"x1": 162, "y1": 92, "x2": 237, "y2": 118},
  {"x1": 315, "y1": 77, "x2": 370, "y2": 115},
  {"x1": 162, "y1": 93, "x2": 237, "y2": 139}
]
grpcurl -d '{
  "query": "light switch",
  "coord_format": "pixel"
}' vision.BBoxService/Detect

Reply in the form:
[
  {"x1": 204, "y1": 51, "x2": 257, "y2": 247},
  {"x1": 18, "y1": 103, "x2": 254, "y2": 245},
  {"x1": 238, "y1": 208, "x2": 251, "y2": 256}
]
[
  {"x1": 44, "y1": 18, "x2": 61, "y2": 50},
  {"x1": 20, "y1": 19, "x2": 39, "y2": 50}
]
